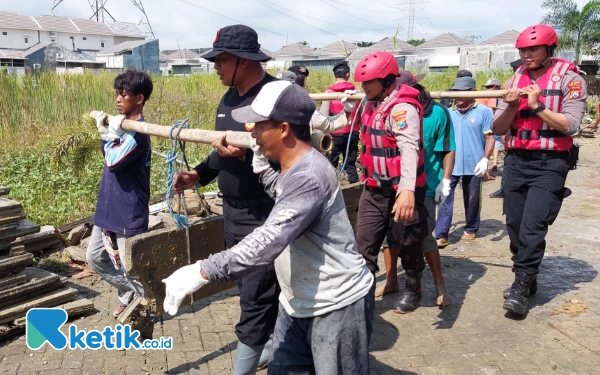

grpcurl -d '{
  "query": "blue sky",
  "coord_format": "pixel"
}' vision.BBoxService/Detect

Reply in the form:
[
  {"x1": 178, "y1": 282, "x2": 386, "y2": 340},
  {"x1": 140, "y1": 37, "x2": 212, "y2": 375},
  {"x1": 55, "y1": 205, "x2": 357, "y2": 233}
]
[{"x1": 0, "y1": 0, "x2": 582, "y2": 51}]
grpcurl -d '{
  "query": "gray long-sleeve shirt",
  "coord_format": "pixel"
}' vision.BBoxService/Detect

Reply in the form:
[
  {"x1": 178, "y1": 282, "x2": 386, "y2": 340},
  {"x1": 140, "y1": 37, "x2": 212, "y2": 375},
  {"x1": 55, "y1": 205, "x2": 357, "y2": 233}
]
[{"x1": 202, "y1": 148, "x2": 373, "y2": 318}]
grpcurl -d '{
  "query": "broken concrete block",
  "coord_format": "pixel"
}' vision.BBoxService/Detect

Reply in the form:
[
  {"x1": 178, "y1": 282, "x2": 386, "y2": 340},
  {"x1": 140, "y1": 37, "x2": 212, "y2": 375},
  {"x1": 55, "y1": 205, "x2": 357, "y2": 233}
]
[
  {"x1": 0, "y1": 271, "x2": 26, "y2": 292},
  {"x1": 148, "y1": 215, "x2": 165, "y2": 232},
  {"x1": 67, "y1": 223, "x2": 90, "y2": 246},
  {"x1": 0, "y1": 268, "x2": 62, "y2": 309},
  {"x1": 0, "y1": 187, "x2": 10, "y2": 196},
  {"x1": 0, "y1": 221, "x2": 40, "y2": 243},
  {"x1": 66, "y1": 246, "x2": 87, "y2": 264}
]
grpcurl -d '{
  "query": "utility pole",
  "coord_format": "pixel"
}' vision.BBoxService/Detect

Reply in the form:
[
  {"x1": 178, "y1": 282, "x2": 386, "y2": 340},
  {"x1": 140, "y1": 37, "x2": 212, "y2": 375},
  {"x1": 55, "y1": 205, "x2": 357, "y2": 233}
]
[{"x1": 407, "y1": 0, "x2": 416, "y2": 41}]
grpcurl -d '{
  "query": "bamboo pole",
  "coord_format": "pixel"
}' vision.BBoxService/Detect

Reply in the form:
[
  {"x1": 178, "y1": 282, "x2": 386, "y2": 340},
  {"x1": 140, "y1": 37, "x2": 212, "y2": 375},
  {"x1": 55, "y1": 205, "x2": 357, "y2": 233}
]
[
  {"x1": 90, "y1": 111, "x2": 333, "y2": 153},
  {"x1": 309, "y1": 90, "x2": 508, "y2": 101}
]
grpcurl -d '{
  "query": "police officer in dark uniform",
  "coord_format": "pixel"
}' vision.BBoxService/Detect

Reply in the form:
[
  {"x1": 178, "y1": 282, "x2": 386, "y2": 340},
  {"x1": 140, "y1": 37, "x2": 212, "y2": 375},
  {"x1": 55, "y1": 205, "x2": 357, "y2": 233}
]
[
  {"x1": 493, "y1": 25, "x2": 586, "y2": 317},
  {"x1": 173, "y1": 25, "x2": 279, "y2": 374}
]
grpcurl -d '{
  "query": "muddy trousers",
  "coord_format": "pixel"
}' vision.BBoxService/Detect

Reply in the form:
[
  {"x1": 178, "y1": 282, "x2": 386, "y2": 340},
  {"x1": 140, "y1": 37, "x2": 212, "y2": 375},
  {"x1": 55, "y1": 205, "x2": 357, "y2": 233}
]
[
  {"x1": 503, "y1": 150, "x2": 569, "y2": 275},
  {"x1": 435, "y1": 175, "x2": 482, "y2": 239},
  {"x1": 355, "y1": 186, "x2": 428, "y2": 275},
  {"x1": 268, "y1": 287, "x2": 375, "y2": 375},
  {"x1": 86, "y1": 226, "x2": 145, "y2": 306}
]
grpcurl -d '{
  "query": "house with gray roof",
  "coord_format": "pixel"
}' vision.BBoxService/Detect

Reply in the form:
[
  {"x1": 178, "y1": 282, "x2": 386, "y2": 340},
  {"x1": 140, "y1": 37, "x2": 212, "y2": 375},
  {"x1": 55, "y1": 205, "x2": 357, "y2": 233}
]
[
  {"x1": 0, "y1": 11, "x2": 146, "y2": 53},
  {"x1": 415, "y1": 33, "x2": 472, "y2": 70},
  {"x1": 347, "y1": 37, "x2": 417, "y2": 67},
  {"x1": 273, "y1": 42, "x2": 317, "y2": 62}
]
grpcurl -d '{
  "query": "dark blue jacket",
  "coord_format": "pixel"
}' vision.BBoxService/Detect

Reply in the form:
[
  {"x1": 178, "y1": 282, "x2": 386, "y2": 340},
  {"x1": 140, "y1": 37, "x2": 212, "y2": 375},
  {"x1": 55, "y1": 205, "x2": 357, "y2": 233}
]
[{"x1": 94, "y1": 121, "x2": 151, "y2": 236}]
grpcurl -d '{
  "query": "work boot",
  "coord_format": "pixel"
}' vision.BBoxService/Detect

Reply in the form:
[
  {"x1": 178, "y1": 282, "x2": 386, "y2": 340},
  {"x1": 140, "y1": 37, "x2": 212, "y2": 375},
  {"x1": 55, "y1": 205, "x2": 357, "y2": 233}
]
[
  {"x1": 503, "y1": 274, "x2": 537, "y2": 299},
  {"x1": 503, "y1": 271, "x2": 535, "y2": 315},
  {"x1": 395, "y1": 271, "x2": 422, "y2": 313},
  {"x1": 489, "y1": 189, "x2": 504, "y2": 198}
]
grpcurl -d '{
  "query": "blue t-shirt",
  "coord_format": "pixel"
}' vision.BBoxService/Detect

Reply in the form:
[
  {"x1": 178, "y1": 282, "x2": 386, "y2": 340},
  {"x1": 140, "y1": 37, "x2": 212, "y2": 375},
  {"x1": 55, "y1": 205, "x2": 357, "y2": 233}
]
[
  {"x1": 449, "y1": 103, "x2": 492, "y2": 176},
  {"x1": 94, "y1": 118, "x2": 151, "y2": 236}
]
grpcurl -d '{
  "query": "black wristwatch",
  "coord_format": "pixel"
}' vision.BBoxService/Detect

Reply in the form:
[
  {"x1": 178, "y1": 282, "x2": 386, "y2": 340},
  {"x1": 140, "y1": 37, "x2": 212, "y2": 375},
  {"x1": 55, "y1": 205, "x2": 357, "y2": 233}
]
[{"x1": 533, "y1": 102, "x2": 546, "y2": 114}]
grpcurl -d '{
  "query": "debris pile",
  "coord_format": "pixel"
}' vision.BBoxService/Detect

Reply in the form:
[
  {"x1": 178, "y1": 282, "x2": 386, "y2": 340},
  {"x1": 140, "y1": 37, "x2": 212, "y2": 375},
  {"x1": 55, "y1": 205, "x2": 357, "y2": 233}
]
[{"x1": 0, "y1": 254, "x2": 94, "y2": 341}]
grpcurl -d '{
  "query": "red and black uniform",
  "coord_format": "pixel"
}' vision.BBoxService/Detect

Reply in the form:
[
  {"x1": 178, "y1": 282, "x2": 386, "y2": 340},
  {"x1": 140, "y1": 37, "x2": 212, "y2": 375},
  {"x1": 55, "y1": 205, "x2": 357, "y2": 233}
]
[
  {"x1": 495, "y1": 58, "x2": 586, "y2": 275},
  {"x1": 321, "y1": 81, "x2": 360, "y2": 183}
]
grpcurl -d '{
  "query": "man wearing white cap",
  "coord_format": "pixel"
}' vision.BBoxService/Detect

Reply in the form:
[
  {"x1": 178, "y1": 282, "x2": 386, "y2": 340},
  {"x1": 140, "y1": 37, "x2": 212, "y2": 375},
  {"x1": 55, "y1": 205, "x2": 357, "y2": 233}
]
[{"x1": 162, "y1": 81, "x2": 374, "y2": 374}]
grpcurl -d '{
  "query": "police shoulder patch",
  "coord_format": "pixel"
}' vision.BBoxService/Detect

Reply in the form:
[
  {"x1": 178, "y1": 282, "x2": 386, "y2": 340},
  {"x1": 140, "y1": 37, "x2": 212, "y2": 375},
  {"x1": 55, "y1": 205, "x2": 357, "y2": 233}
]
[{"x1": 392, "y1": 110, "x2": 408, "y2": 131}]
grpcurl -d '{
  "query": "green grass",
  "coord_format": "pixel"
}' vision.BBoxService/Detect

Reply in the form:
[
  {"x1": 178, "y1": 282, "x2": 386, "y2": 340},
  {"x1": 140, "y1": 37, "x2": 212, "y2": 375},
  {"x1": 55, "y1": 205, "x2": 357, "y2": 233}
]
[{"x1": 0, "y1": 68, "x2": 511, "y2": 227}]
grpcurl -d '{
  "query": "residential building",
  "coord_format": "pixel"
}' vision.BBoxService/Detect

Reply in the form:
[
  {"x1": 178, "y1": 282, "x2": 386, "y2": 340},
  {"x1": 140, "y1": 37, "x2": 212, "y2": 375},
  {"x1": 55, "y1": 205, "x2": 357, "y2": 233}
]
[
  {"x1": 272, "y1": 42, "x2": 317, "y2": 62},
  {"x1": 415, "y1": 33, "x2": 472, "y2": 72},
  {"x1": 0, "y1": 11, "x2": 146, "y2": 52},
  {"x1": 96, "y1": 39, "x2": 159, "y2": 73},
  {"x1": 347, "y1": 37, "x2": 416, "y2": 68}
]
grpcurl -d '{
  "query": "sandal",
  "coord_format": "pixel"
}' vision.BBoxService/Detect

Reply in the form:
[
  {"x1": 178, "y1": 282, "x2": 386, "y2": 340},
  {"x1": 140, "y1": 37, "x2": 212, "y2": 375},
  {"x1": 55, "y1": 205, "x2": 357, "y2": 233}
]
[
  {"x1": 462, "y1": 232, "x2": 476, "y2": 240},
  {"x1": 436, "y1": 238, "x2": 448, "y2": 248}
]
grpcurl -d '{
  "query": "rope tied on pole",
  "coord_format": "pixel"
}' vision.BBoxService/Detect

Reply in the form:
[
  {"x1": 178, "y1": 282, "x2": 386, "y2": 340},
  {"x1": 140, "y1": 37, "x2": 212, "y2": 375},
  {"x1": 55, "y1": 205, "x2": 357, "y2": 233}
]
[{"x1": 165, "y1": 119, "x2": 191, "y2": 230}]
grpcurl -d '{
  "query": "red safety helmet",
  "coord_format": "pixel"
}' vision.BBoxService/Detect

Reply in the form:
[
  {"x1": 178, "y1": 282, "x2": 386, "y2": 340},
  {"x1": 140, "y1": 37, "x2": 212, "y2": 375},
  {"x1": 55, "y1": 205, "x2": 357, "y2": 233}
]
[
  {"x1": 515, "y1": 24, "x2": 558, "y2": 49},
  {"x1": 354, "y1": 51, "x2": 399, "y2": 82}
]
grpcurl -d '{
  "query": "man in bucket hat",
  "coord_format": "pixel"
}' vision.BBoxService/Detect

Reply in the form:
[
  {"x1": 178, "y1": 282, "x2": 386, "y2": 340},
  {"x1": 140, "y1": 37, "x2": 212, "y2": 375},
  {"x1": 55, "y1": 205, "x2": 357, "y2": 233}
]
[
  {"x1": 163, "y1": 80, "x2": 374, "y2": 374},
  {"x1": 173, "y1": 24, "x2": 278, "y2": 374}
]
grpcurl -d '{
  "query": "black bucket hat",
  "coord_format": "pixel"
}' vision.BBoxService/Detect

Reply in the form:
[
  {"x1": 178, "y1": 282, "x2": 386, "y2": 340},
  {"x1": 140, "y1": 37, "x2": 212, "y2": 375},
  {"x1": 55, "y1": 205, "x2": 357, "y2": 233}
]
[{"x1": 202, "y1": 25, "x2": 271, "y2": 62}]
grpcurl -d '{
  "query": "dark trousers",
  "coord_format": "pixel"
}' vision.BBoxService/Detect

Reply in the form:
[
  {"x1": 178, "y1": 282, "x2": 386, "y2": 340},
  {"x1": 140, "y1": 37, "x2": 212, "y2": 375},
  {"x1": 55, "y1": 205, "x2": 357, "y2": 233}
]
[
  {"x1": 435, "y1": 175, "x2": 482, "y2": 239},
  {"x1": 327, "y1": 132, "x2": 359, "y2": 184},
  {"x1": 503, "y1": 151, "x2": 569, "y2": 274},
  {"x1": 355, "y1": 186, "x2": 428, "y2": 275},
  {"x1": 223, "y1": 199, "x2": 280, "y2": 346},
  {"x1": 268, "y1": 286, "x2": 375, "y2": 375}
]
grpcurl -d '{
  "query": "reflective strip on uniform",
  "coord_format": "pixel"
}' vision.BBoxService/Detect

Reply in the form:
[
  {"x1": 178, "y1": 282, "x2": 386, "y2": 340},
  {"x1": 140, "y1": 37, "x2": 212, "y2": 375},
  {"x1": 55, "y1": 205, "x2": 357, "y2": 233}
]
[{"x1": 542, "y1": 62, "x2": 569, "y2": 150}]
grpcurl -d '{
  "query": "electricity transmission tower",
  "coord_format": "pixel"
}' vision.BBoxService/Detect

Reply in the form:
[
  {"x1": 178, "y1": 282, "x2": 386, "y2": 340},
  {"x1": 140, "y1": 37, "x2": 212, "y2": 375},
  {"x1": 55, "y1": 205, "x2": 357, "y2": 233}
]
[
  {"x1": 51, "y1": 0, "x2": 155, "y2": 38},
  {"x1": 407, "y1": 0, "x2": 416, "y2": 41}
]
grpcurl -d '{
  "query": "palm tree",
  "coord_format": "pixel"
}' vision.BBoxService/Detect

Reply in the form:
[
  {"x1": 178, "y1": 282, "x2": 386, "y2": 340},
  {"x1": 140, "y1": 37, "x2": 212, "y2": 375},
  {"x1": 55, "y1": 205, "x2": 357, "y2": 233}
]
[{"x1": 541, "y1": 0, "x2": 600, "y2": 64}]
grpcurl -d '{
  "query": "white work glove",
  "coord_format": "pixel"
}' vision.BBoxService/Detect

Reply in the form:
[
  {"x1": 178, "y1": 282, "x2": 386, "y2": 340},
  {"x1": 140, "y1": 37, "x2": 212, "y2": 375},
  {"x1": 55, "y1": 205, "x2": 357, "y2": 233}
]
[
  {"x1": 474, "y1": 157, "x2": 489, "y2": 177},
  {"x1": 341, "y1": 90, "x2": 358, "y2": 113},
  {"x1": 251, "y1": 138, "x2": 270, "y2": 174},
  {"x1": 95, "y1": 111, "x2": 108, "y2": 141},
  {"x1": 435, "y1": 178, "x2": 451, "y2": 205},
  {"x1": 162, "y1": 260, "x2": 209, "y2": 316},
  {"x1": 107, "y1": 114, "x2": 126, "y2": 139}
]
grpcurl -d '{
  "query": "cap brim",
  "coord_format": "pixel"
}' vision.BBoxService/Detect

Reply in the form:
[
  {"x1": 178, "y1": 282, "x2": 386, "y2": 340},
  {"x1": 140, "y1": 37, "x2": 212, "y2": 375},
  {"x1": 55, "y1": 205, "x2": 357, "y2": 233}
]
[
  {"x1": 202, "y1": 49, "x2": 271, "y2": 62},
  {"x1": 414, "y1": 73, "x2": 425, "y2": 83},
  {"x1": 231, "y1": 105, "x2": 270, "y2": 124}
]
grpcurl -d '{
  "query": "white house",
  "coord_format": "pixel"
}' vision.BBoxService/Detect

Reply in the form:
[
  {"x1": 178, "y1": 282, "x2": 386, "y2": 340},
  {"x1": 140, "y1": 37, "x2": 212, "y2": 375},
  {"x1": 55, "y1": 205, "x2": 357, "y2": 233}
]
[
  {"x1": 416, "y1": 33, "x2": 472, "y2": 71},
  {"x1": 347, "y1": 37, "x2": 417, "y2": 68},
  {"x1": 460, "y1": 30, "x2": 521, "y2": 72},
  {"x1": 272, "y1": 42, "x2": 317, "y2": 62},
  {"x1": 96, "y1": 39, "x2": 159, "y2": 73},
  {"x1": 0, "y1": 11, "x2": 146, "y2": 52}
]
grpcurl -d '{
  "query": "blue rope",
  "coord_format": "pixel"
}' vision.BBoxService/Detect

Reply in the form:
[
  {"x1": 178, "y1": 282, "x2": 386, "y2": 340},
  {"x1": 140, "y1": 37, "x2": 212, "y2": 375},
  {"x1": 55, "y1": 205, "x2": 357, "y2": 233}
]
[
  {"x1": 165, "y1": 119, "x2": 191, "y2": 230},
  {"x1": 339, "y1": 97, "x2": 367, "y2": 178}
]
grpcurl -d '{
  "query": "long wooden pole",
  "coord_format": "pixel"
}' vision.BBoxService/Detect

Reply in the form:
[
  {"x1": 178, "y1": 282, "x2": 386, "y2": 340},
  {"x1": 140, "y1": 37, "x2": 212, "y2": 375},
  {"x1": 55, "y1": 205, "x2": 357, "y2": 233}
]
[
  {"x1": 90, "y1": 111, "x2": 333, "y2": 152},
  {"x1": 309, "y1": 90, "x2": 508, "y2": 101}
]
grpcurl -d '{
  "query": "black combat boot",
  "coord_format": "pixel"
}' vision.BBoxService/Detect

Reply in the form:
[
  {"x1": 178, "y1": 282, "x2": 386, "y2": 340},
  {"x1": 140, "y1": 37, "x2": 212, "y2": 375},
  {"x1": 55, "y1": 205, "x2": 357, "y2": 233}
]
[
  {"x1": 503, "y1": 274, "x2": 537, "y2": 299},
  {"x1": 489, "y1": 189, "x2": 504, "y2": 198},
  {"x1": 395, "y1": 271, "x2": 422, "y2": 313},
  {"x1": 503, "y1": 271, "x2": 535, "y2": 315}
]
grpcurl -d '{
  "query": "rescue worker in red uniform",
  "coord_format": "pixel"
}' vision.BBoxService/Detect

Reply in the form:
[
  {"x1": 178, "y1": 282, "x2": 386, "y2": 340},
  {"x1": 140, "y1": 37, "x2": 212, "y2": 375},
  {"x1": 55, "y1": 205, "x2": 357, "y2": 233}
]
[
  {"x1": 321, "y1": 61, "x2": 360, "y2": 183},
  {"x1": 493, "y1": 25, "x2": 586, "y2": 316},
  {"x1": 354, "y1": 51, "x2": 428, "y2": 312}
]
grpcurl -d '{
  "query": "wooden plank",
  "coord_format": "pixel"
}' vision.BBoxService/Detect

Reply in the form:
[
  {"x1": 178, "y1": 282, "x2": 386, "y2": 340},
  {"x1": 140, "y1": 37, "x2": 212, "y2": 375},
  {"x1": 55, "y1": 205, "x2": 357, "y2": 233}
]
[
  {"x1": 0, "y1": 253, "x2": 34, "y2": 278},
  {"x1": 0, "y1": 213, "x2": 26, "y2": 227},
  {"x1": 0, "y1": 198, "x2": 22, "y2": 215},
  {"x1": 0, "y1": 272, "x2": 62, "y2": 309},
  {"x1": 0, "y1": 221, "x2": 40, "y2": 243},
  {"x1": 1, "y1": 297, "x2": 94, "y2": 341},
  {"x1": 0, "y1": 271, "x2": 26, "y2": 292},
  {"x1": 0, "y1": 287, "x2": 79, "y2": 324},
  {"x1": 0, "y1": 187, "x2": 10, "y2": 196}
]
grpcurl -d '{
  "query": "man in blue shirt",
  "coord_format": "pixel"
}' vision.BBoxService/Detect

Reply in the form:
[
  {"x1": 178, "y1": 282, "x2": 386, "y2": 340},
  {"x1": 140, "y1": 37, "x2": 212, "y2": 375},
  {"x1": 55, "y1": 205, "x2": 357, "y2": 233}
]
[
  {"x1": 88, "y1": 69, "x2": 153, "y2": 317},
  {"x1": 435, "y1": 77, "x2": 495, "y2": 245}
]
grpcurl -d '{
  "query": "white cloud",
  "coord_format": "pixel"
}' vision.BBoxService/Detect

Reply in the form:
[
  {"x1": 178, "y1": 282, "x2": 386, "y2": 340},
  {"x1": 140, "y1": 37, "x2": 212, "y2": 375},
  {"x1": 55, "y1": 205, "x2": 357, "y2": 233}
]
[{"x1": 0, "y1": 0, "x2": 575, "y2": 51}]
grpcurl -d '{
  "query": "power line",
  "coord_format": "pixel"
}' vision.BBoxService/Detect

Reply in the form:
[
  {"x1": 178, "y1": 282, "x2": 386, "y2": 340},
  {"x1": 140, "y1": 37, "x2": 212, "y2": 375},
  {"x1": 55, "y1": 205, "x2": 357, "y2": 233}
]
[
  {"x1": 255, "y1": 0, "x2": 396, "y2": 32},
  {"x1": 251, "y1": 0, "x2": 346, "y2": 40},
  {"x1": 176, "y1": 0, "x2": 325, "y2": 47},
  {"x1": 321, "y1": 0, "x2": 399, "y2": 29},
  {"x1": 314, "y1": 0, "x2": 402, "y2": 14}
]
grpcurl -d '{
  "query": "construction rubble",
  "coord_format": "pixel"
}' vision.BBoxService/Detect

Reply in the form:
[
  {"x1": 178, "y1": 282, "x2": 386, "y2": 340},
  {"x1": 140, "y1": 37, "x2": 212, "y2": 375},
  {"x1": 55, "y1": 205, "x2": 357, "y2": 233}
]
[{"x1": 0, "y1": 187, "x2": 94, "y2": 341}]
